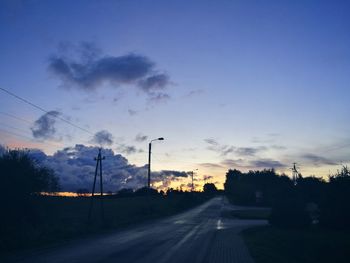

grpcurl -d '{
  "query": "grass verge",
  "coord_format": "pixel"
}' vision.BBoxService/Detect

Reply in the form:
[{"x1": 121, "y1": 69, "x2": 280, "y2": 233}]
[
  {"x1": 0, "y1": 194, "x2": 211, "y2": 255},
  {"x1": 228, "y1": 209, "x2": 270, "y2": 220},
  {"x1": 242, "y1": 226, "x2": 350, "y2": 263}
]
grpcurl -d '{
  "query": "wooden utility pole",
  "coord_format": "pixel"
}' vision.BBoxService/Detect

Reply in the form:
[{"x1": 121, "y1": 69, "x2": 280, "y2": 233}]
[{"x1": 88, "y1": 148, "x2": 105, "y2": 221}]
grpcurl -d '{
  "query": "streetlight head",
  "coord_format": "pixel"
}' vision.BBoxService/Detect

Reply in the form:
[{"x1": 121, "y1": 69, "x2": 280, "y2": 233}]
[{"x1": 158, "y1": 137, "x2": 164, "y2": 141}]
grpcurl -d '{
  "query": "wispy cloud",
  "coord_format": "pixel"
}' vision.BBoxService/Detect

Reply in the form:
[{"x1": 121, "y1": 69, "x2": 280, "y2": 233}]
[
  {"x1": 199, "y1": 162, "x2": 224, "y2": 169},
  {"x1": 221, "y1": 158, "x2": 287, "y2": 169},
  {"x1": 135, "y1": 133, "x2": 148, "y2": 142},
  {"x1": 301, "y1": 153, "x2": 338, "y2": 166},
  {"x1": 117, "y1": 144, "x2": 143, "y2": 155},
  {"x1": 204, "y1": 138, "x2": 265, "y2": 156}
]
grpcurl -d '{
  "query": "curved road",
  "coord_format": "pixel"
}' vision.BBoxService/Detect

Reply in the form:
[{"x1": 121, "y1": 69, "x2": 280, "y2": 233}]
[{"x1": 8, "y1": 197, "x2": 267, "y2": 263}]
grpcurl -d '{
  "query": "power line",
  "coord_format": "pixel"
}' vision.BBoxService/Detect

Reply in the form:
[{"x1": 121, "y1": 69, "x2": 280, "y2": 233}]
[
  {"x1": 0, "y1": 87, "x2": 94, "y2": 135},
  {"x1": 0, "y1": 128, "x2": 62, "y2": 148},
  {"x1": 0, "y1": 111, "x2": 33, "y2": 124},
  {"x1": 0, "y1": 128, "x2": 34, "y2": 142},
  {"x1": 0, "y1": 122, "x2": 32, "y2": 134}
]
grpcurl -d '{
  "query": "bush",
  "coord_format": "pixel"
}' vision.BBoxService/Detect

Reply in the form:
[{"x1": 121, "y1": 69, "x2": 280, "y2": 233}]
[
  {"x1": 320, "y1": 167, "x2": 350, "y2": 229},
  {"x1": 0, "y1": 149, "x2": 59, "y2": 249},
  {"x1": 269, "y1": 196, "x2": 311, "y2": 228}
]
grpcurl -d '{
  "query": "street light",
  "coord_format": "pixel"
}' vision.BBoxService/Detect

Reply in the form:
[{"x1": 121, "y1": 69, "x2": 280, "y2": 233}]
[
  {"x1": 190, "y1": 169, "x2": 198, "y2": 192},
  {"x1": 148, "y1": 137, "x2": 164, "y2": 188}
]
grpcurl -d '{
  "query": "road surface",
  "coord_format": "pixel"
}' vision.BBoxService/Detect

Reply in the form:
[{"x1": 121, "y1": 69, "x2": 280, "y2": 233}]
[{"x1": 7, "y1": 197, "x2": 267, "y2": 263}]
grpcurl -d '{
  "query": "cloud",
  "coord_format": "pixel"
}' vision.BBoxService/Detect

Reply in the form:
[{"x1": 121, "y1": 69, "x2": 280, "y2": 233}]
[
  {"x1": 199, "y1": 163, "x2": 224, "y2": 169},
  {"x1": 204, "y1": 138, "x2": 264, "y2": 156},
  {"x1": 118, "y1": 144, "x2": 143, "y2": 155},
  {"x1": 135, "y1": 133, "x2": 148, "y2": 142},
  {"x1": 138, "y1": 73, "x2": 170, "y2": 93},
  {"x1": 184, "y1": 89, "x2": 204, "y2": 98},
  {"x1": 26, "y1": 144, "x2": 187, "y2": 192},
  {"x1": 235, "y1": 147, "x2": 265, "y2": 156},
  {"x1": 301, "y1": 154, "x2": 338, "y2": 166},
  {"x1": 48, "y1": 42, "x2": 171, "y2": 99},
  {"x1": 128, "y1": 109, "x2": 137, "y2": 116},
  {"x1": 148, "y1": 92, "x2": 171, "y2": 103},
  {"x1": 221, "y1": 159, "x2": 244, "y2": 167},
  {"x1": 221, "y1": 158, "x2": 286, "y2": 169},
  {"x1": 91, "y1": 130, "x2": 114, "y2": 146},
  {"x1": 153, "y1": 170, "x2": 189, "y2": 178},
  {"x1": 250, "y1": 159, "x2": 287, "y2": 169},
  {"x1": 203, "y1": 175, "x2": 213, "y2": 181},
  {"x1": 31, "y1": 111, "x2": 61, "y2": 140}
]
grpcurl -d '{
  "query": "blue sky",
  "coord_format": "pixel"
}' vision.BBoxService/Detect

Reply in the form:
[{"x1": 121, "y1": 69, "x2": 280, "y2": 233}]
[{"x1": 1, "y1": 0, "x2": 350, "y2": 190}]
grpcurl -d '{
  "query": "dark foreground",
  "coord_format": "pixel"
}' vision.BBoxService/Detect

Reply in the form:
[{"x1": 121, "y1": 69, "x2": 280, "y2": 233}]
[
  {"x1": 4, "y1": 197, "x2": 266, "y2": 263},
  {"x1": 243, "y1": 226, "x2": 350, "y2": 263}
]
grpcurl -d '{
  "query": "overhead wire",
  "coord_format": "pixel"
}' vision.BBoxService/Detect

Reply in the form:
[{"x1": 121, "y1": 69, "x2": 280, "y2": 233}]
[{"x1": 0, "y1": 87, "x2": 94, "y2": 135}]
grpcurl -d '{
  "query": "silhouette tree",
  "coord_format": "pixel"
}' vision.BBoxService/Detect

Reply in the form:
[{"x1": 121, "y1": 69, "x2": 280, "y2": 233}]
[
  {"x1": 203, "y1": 183, "x2": 218, "y2": 194},
  {"x1": 320, "y1": 166, "x2": 350, "y2": 229},
  {"x1": 0, "y1": 149, "x2": 59, "y2": 199},
  {"x1": 0, "y1": 149, "x2": 59, "y2": 249},
  {"x1": 224, "y1": 169, "x2": 293, "y2": 206}
]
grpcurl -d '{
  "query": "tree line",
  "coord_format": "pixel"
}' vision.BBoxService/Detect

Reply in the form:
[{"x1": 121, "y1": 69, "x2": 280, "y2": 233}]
[{"x1": 224, "y1": 168, "x2": 350, "y2": 229}]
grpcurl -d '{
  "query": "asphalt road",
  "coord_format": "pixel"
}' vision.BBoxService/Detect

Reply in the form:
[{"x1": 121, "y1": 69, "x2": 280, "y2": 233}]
[{"x1": 8, "y1": 197, "x2": 267, "y2": 263}]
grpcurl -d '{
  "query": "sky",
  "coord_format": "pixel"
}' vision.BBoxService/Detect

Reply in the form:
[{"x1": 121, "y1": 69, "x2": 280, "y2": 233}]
[{"x1": 1, "y1": 0, "x2": 350, "y2": 191}]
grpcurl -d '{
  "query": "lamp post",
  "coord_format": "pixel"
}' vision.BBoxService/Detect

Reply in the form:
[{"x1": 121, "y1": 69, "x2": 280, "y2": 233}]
[
  {"x1": 190, "y1": 169, "x2": 198, "y2": 192},
  {"x1": 148, "y1": 137, "x2": 164, "y2": 188}
]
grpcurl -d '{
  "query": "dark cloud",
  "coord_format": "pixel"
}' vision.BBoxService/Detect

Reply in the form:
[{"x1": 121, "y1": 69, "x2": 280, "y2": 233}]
[
  {"x1": 135, "y1": 133, "x2": 148, "y2": 142},
  {"x1": 48, "y1": 42, "x2": 171, "y2": 99},
  {"x1": 49, "y1": 53, "x2": 153, "y2": 89},
  {"x1": 31, "y1": 111, "x2": 61, "y2": 140},
  {"x1": 91, "y1": 130, "x2": 114, "y2": 146},
  {"x1": 221, "y1": 158, "x2": 286, "y2": 169},
  {"x1": 301, "y1": 154, "x2": 338, "y2": 166},
  {"x1": 250, "y1": 159, "x2": 287, "y2": 169},
  {"x1": 26, "y1": 144, "x2": 187, "y2": 192},
  {"x1": 138, "y1": 73, "x2": 170, "y2": 93},
  {"x1": 154, "y1": 170, "x2": 189, "y2": 178}
]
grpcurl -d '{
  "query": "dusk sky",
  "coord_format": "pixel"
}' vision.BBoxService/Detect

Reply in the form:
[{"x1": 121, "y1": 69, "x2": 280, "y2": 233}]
[{"x1": 1, "y1": 0, "x2": 350, "y2": 191}]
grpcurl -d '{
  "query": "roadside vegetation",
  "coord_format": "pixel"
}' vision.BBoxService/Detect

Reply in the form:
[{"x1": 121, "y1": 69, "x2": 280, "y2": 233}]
[
  {"x1": 0, "y1": 149, "x2": 214, "y2": 254},
  {"x1": 224, "y1": 167, "x2": 350, "y2": 263},
  {"x1": 224, "y1": 209, "x2": 271, "y2": 220},
  {"x1": 243, "y1": 226, "x2": 350, "y2": 263}
]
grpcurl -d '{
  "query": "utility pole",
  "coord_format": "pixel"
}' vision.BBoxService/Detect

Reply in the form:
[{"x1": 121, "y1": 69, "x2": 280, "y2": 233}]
[
  {"x1": 148, "y1": 142, "x2": 152, "y2": 188},
  {"x1": 291, "y1": 162, "x2": 299, "y2": 185},
  {"x1": 147, "y1": 137, "x2": 164, "y2": 188},
  {"x1": 88, "y1": 148, "x2": 105, "y2": 221},
  {"x1": 190, "y1": 169, "x2": 198, "y2": 192}
]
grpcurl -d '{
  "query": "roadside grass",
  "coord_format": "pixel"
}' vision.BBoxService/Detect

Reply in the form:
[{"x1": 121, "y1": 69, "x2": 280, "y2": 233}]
[
  {"x1": 222, "y1": 209, "x2": 271, "y2": 220},
  {"x1": 0, "y1": 194, "x2": 210, "y2": 254},
  {"x1": 242, "y1": 226, "x2": 350, "y2": 263},
  {"x1": 230, "y1": 209, "x2": 270, "y2": 220}
]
